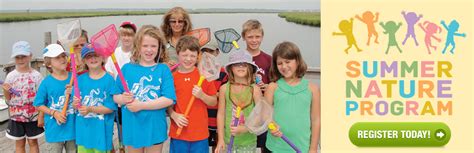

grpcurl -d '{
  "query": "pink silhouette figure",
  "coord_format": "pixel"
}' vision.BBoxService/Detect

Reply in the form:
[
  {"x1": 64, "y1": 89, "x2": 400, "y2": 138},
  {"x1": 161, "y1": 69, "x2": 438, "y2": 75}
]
[
  {"x1": 418, "y1": 21, "x2": 442, "y2": 54},
  {"x1": 355, "y1": 11, "x2": 379, "y2": 46},
  {"x1": 401, "y1": 11, "x2": 422, "y2": 46}
]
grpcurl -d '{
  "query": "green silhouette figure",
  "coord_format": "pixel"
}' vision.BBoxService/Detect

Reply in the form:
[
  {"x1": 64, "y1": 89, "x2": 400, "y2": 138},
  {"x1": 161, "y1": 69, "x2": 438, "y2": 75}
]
[
  {"x1": 380, "y1": 21, "x2": 403, "y2": 54},
  {"x1": 333, "y1": 18, "x2": 362, "y2": 54}
]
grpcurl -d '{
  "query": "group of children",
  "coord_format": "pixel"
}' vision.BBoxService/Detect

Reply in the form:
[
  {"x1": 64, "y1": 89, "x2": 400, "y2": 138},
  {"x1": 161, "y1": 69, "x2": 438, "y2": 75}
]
[{"x1": 2, "y1": 6, "x2": 320, "y2": 153}]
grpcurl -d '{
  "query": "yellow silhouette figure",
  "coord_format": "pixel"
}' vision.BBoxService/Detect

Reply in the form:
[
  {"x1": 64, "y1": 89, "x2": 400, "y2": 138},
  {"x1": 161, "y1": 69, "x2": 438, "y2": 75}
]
[
  {"x1": 333, "y1": 18, "x2": 362, "y2": 54},
  {"x1": 355, "y1": 11, "x2": 380, "y2": 46}
]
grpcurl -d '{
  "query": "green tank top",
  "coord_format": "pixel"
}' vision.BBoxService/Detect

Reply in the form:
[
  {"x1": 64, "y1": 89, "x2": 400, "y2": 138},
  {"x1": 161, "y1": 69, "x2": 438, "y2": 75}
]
[
  {"x1": 224, "y1": 82, "x2": 257, "y2": 146},
  {"x1": 266, "y1": 78, "x2": 312, "y2": 153}
]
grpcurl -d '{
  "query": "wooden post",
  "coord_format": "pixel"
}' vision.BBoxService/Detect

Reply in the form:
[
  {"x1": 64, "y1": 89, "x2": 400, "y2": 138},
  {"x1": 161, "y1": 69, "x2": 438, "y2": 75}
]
[{"x1": 44, "y1": 32, "x2": 51, "y2": 47}]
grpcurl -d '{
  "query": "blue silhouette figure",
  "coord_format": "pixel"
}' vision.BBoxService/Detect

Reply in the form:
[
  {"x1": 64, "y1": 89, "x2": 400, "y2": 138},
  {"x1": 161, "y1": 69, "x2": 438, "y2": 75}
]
[{"x1": 440, "y1": 20, "x2": 466, "y2": 54}]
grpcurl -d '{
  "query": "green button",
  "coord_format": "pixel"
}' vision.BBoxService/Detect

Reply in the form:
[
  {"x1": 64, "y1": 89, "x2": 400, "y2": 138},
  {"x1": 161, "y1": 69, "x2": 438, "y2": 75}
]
[{"x1": 349, "y1": 122, "x2": 450, "y2": 147}]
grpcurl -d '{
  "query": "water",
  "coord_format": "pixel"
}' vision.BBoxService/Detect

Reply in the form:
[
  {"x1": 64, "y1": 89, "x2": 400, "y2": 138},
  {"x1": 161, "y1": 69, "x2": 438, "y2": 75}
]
[{"x1": 0, "y1": 13, "x2": 320, "y2": 75}]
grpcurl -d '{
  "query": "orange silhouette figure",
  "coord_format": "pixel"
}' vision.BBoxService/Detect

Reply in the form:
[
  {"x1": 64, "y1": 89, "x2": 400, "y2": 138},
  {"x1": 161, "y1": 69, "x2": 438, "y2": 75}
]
[
  {"x1": 355, "y1": 11, "x2": 380, "y2": 46},
  {"x1": 333, "y1": 18, "x2": 362, "y2": 54}
]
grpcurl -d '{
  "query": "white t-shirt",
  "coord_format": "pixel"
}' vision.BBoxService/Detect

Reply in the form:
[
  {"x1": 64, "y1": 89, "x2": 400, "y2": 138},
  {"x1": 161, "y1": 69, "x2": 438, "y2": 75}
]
[
  {"x1": 5, "y1": 69, "x2": 43, "y2": 122},
  {"x1": 105, "y1": 46, "x2": 132, "y2": 79}
]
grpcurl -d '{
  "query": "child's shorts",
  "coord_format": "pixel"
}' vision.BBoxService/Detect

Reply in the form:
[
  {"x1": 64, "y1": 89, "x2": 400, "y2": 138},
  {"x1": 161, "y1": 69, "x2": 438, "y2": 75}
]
[
  {"x1": 78, "y1": 145, "x2": 111, "y2": 153},
  {"x1": 170, "y1": 138, "x2": 209, "y2": 153},
  {"x1": 208, "y1": 126, "x2": 218, "y2": 146},
  {"x1": 45, "y1": 140, "x2": 76, "y2": 153},
  {"x1": 5, "y1": 120, "x2": 44, "y2": 140}
]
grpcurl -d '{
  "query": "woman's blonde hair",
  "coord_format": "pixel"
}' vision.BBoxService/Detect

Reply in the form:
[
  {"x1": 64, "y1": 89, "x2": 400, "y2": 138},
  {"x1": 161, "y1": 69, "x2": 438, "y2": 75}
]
[
  {"x1": 160, "y1": 7, "x2": 193, "y2": 41},
  {"x1": 131, "y1": 25, "x2": 169, "y2": 63}
]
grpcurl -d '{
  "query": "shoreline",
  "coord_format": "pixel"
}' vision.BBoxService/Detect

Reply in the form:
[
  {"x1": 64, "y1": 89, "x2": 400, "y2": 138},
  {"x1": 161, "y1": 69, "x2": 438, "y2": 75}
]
[
  {"x1": 278, "y1": 12, "x2": 320, "y2": 27},
  {"x1": 1, "y1": 11, "x2": 321, "y2": 26}
]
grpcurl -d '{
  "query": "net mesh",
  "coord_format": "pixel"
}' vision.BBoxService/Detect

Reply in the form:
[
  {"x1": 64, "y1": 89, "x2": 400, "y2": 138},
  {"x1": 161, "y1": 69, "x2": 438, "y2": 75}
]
[
  {"x1": 186, "y1": 28, "x2": 211, "y2": 47},
  {"x1": 245, "y1": 99, "x2": 274, "y2": 135},
  {"x1": 91, "y1": 24, "x2": 120, "y2": 57},
  {"x1": 57, "y1": 19, "x2": 82, "y2": 47},
  {"x1": 214, "y1": 28, "x2": 241, "y2": 53},
  {"x1": 198, "y1": 52, "x2": 220, "y2": 81}
]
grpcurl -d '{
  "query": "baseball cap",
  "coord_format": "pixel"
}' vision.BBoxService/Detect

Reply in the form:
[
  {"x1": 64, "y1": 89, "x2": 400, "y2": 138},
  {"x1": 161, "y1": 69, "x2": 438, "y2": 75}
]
[
  {"x1": 80, "y1": 43, "x2": 96, "y2": 59},
  {"x1": 43, "y1": 44, "x2": 66, "y2": 58},
  {"x1": 120, "y1": 21, "x2": 137, "y2": 33},
  {"x1": 11, "y1": 41, "x2": 32, "y2": 58}
]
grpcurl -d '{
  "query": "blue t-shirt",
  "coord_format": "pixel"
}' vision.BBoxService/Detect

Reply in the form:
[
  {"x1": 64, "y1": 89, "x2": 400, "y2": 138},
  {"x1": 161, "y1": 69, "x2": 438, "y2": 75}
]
[
  {"x1": 111, "y1": 63, "x2": 176, "y2": 148},
  {"x1": 33, "y1": 73, "x2": 75, "y2": 143},
  {"x1": 75, "y1": 72, "x2": 117, "y2": 151}
]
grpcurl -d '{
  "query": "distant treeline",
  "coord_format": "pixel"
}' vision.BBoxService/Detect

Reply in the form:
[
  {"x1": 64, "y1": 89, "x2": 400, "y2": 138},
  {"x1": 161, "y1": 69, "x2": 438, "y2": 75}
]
[
  {"x1": 0, "y1": 9, "x2": 285, "y2": 22},
  {"x1": 0, "y1": 11, "x2": 164, "y2": 22},
  {"x1": 278, "y1": 12, "x2": 320, "y2": 27}
]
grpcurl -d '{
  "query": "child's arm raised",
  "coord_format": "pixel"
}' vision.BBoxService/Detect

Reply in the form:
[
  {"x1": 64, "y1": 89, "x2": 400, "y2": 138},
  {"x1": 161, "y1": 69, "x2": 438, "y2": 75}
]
[
  {"x1": 418, "y1": 23, "x2": 427, "y2": 33},
  {"x1": 354, "y1": 14, "x2": 363, "y2": 22},
  {"x1": 309, "y1": 83, "x2": 321, "y2": 153},
  {"x1": 397, "y1": 22, "x2": 403, "y2": 29},
  {"x1": 417, "y1": 14, "x2": 423, "y2": 20},
  {"x1": 440, "y1": 20, "x2": 449, "y2": 30},
  {"x1": 215, "y1": 85, "x2": 227, "y2": 153},
  {"x1": 374, "y1": 12, "x2": 379, "y2": 23}
]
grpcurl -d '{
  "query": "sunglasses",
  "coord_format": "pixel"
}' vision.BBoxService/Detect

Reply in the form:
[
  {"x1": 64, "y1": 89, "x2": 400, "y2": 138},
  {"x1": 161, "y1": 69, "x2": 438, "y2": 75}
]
[
  {"x1": 74, "y1": 43, "x2": 85, "y2": 48},
  {"x1": 169, "y1": 20, "x2": 185, "y2": 24}
]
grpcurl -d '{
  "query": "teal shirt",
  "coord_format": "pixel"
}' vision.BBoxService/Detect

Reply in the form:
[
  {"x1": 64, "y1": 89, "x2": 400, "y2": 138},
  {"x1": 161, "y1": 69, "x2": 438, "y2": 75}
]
[{"x1": 266, "y1": 78, "x2": 312, "y2": 153}]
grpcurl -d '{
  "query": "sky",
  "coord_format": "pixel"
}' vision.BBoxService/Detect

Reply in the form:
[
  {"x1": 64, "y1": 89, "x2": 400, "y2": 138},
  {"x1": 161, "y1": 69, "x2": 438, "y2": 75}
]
[{"x1": 0, "y1": 0, "x2": 320, "y2": 11}]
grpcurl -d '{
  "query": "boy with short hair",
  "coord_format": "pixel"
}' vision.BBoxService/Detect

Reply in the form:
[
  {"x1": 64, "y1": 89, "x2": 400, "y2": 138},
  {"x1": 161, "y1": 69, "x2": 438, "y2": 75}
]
[
  {"x1": 34, "y1": 44, "x2": 76, "y2": 153},
  {"x1": 168, "y1": 35, "x2": 218, "y2": 153},
  {"x1": 242, "y1": 19, "x2": 272, "y2": 153}
]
